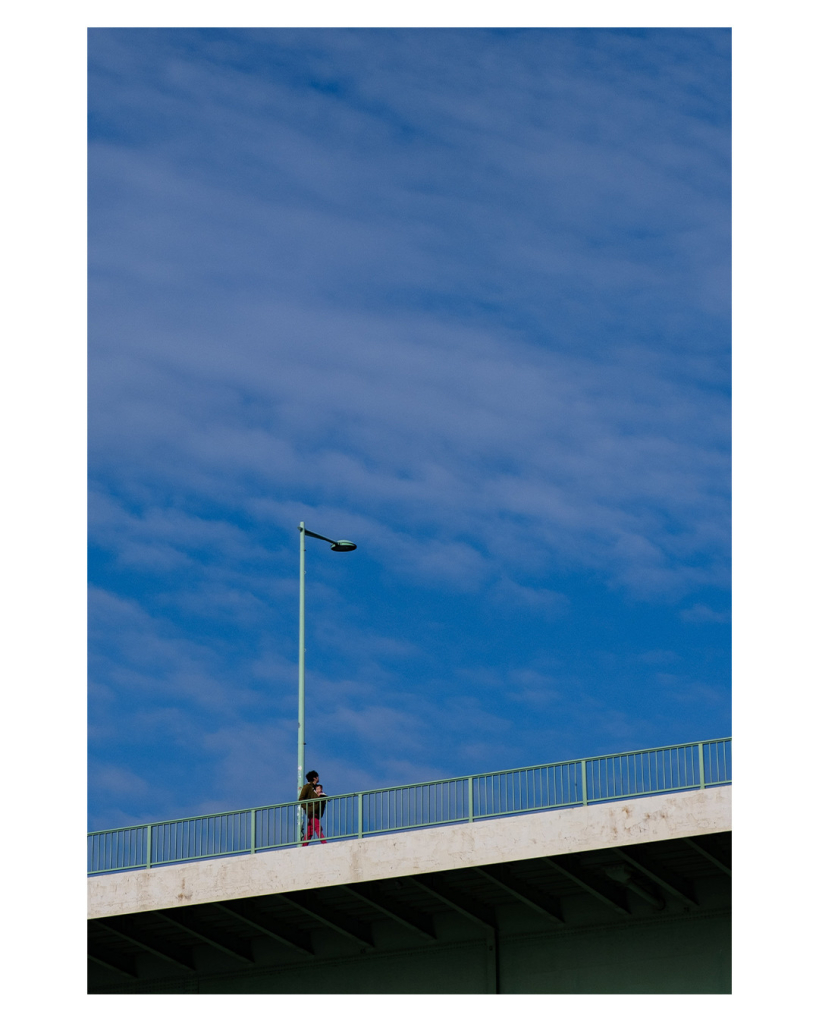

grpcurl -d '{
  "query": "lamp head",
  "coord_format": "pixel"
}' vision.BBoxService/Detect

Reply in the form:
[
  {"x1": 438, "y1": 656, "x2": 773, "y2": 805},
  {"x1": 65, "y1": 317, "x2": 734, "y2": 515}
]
[{"x1": 330, "y1": 540, "x2": 357, "y2": 552}]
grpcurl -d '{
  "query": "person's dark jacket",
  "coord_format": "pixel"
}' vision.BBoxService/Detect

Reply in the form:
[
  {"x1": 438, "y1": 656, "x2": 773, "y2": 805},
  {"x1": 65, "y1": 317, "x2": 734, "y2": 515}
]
[{"x1": 298, "y1": 783, "x2": 326, "y2": 818}]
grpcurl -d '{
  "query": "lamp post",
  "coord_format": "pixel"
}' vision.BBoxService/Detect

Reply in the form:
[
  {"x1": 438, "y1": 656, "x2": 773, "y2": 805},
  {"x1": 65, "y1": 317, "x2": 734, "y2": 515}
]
[{"x1": 297, "y1": 521, "x2": 357, "y2": 794}]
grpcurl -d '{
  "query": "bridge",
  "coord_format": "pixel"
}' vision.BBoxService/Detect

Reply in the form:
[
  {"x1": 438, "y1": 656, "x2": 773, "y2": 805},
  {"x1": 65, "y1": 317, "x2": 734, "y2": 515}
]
[{"x1": 88, "y1": 738, "x2": 731, "y2": 994}]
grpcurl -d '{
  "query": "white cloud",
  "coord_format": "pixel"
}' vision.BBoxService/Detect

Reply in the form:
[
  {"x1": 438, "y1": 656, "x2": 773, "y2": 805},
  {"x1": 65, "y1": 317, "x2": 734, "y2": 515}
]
[{"x1": 680, "y1": 603, "x2": 731, "y2": 623}]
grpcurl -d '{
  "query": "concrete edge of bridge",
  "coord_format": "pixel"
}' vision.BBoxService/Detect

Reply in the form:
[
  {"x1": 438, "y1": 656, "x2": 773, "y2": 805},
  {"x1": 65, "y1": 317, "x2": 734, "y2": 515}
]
[{"x1": 88, "y1": 785, "x2": 731, "y2": 919}]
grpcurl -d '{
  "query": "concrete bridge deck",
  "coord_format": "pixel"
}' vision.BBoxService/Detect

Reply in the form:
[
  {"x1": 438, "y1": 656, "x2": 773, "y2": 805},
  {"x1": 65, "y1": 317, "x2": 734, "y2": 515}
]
[
  {"x1": 89, "y1": 784, "x2": 731, "y2": 992},
  {"x1": 89, "y1": 786, "x2": 730, "y2": 920}
]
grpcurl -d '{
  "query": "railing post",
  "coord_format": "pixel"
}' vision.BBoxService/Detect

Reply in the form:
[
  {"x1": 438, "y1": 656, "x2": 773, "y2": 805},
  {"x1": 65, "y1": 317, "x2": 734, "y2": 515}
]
[
  {"x1": 145, "y1": 824, "x2": 152, "y2": 870},
  {"x1": 250, "y1": 809, "x2": 256, "y2": 855},
  {"x1": 698, "y1": 742, "x2": 706, "y2": 789},
  {"x1": 357, "y1": 792, "x2": 363, "y2": 839},
  {"x1": 468, "y1": 776, "x2": 474, "y2": 822},
  {"x1": 581, "y1": 760, "x2": 588, "y2": 806}
]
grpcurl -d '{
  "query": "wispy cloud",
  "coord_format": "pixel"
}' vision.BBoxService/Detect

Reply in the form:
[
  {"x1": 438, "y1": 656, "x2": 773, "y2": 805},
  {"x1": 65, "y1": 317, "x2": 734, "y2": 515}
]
[{"x1": 680, "y1": 603, "x2": 731, "y2": 623}]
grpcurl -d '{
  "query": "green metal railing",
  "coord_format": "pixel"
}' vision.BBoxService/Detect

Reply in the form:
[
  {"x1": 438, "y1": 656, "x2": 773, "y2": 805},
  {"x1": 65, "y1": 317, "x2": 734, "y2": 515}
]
[{"x1": 87, "y1": 737, "x2": 731, "y2": 875}]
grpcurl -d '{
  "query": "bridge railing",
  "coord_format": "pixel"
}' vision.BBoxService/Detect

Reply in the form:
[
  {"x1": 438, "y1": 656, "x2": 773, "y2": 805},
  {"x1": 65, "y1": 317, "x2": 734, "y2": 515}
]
[{"x1": 87, "y1": 737, "x2": 731, "y2": 875}]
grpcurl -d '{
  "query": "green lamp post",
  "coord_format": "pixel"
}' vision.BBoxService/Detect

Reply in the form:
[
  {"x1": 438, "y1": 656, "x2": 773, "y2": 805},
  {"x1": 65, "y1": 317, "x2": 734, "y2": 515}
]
[{"x1": 297, "y1": 522, "x2": 357, "y2": 794}]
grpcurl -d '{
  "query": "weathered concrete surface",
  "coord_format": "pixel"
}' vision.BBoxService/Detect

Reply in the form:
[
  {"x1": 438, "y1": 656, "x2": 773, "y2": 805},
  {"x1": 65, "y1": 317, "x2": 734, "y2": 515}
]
[{"x1": 88, "y1": 786, "x2": 731, "y2": 919}]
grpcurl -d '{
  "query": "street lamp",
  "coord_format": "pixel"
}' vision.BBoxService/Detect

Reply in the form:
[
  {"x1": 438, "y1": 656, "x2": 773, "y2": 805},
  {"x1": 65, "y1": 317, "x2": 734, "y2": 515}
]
[{"x1": 297, "y1": 521, "x2": 357, "y2": 794}]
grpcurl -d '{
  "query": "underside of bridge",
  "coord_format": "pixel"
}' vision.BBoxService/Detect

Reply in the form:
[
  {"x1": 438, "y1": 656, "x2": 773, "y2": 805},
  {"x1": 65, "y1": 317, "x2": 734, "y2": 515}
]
[{"x1": 88, "y1": 830, "x2": 731, "y2": 994}]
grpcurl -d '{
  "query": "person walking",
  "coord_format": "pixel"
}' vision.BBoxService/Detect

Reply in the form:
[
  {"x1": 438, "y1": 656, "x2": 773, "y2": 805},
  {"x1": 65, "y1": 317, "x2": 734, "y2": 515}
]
[
  {"x1": 299, "y1": 770, "x2": 327, "y2": 846},
  {"x1": 314, "y1": 784, "x2": 328, "y2": 834}
]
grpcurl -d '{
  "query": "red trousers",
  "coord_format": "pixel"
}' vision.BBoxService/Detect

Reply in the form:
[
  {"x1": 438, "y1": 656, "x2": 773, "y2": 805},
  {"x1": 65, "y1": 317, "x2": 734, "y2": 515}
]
[{"x1": 302, "y1": 817, "x2": 326, "y2": 845}]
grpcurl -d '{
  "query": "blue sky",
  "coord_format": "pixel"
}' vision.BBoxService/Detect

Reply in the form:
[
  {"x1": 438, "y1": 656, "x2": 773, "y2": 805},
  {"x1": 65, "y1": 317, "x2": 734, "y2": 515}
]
[{"x1": 87, "y1": 27, "x2": 730, "y2": 830}]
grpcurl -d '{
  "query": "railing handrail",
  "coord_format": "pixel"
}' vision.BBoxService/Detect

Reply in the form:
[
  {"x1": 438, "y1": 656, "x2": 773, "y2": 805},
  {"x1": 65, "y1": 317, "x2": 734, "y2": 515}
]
[{"x1": 87, "y1": 737, "x2": 731, "y2": 837}]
